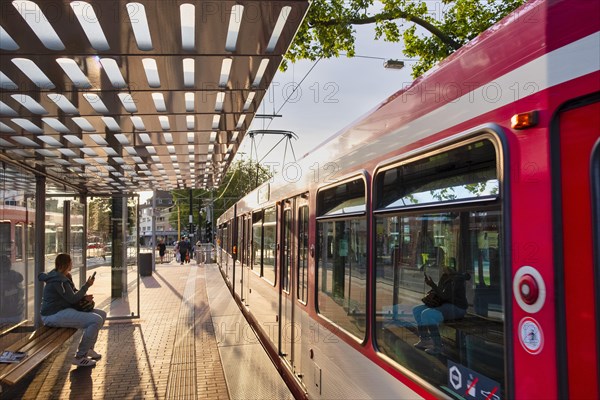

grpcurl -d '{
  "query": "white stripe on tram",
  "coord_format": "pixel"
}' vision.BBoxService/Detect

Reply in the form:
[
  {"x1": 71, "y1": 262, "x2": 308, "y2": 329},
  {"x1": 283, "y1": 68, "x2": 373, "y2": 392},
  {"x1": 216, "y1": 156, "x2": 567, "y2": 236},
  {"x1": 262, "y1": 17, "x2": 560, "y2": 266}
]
[{"x1": 331, "y1": 32, "x2": 600, "y2": 171}]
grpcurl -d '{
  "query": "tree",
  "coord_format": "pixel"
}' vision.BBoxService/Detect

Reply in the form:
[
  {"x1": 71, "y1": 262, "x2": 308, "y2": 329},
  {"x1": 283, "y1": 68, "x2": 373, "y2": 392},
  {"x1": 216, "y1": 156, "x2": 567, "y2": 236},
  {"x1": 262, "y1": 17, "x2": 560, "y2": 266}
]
[
  {"x1": 167, "y1": 160, "x2": 272, "y2": 236},
  {"x1": 88, "y1": 197, "x2": 111, "y2": 241},
  {"x1": 212, "y1": 159, "x2": 272, "y2": 217},
  {"x1": 285, "y1": 0, "x2": 526, "y2": 78}
]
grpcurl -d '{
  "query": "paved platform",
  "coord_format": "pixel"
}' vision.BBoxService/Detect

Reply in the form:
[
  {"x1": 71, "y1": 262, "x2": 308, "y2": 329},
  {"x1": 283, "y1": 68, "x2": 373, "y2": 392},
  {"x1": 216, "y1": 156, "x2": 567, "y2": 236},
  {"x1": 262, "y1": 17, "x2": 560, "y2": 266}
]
[{"x1": 1, "y1": 260, "x2": 292, "y2": 399}]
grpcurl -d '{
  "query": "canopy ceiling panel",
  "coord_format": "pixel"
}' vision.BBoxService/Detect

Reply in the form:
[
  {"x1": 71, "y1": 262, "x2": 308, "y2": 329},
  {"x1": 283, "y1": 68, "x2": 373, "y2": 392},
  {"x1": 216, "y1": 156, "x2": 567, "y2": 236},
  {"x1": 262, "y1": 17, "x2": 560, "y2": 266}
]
[{"x1": 0, "y1": 0, "x2": 309, "y2": 194}]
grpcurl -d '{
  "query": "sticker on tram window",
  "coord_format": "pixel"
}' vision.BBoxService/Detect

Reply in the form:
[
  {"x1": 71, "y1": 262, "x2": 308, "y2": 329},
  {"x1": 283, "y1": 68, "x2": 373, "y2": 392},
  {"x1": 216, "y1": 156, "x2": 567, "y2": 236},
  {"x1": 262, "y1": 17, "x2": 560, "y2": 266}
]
[
  {"x1": 518, "y1": 316, "x2": 544, "y2": 355},
  {"x1": 446, "y1": 361, "x2": 502, "y2": 400}
]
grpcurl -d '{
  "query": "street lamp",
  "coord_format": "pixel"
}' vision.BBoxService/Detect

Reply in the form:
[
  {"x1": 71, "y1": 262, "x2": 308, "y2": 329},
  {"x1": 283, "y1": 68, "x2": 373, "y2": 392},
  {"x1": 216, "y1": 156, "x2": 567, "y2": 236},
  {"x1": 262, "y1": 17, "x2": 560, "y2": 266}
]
[{"x1": 383, "y1": 59, "x2": 405, "y2": 69}]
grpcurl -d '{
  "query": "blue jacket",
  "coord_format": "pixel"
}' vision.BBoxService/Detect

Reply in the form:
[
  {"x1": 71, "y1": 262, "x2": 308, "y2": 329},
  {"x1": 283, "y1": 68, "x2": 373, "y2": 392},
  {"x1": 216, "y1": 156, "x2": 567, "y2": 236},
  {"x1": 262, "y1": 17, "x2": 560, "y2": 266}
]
[{"x1": 38, "y1": 270, "x2": 90, "y2": 316}]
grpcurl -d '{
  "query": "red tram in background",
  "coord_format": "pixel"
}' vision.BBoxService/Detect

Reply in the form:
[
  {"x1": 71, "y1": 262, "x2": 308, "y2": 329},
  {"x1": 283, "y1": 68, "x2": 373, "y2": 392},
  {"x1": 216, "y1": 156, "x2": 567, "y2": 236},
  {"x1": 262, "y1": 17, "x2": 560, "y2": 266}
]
[{"x1": 216, "y1": 0, "x2": 600, "y2": 398}]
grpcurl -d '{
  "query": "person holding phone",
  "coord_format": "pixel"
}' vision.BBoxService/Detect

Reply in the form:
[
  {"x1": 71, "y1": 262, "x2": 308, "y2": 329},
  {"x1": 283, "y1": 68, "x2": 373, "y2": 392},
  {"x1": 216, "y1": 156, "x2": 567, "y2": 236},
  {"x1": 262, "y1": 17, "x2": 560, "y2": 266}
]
[
  {"x1": 412, "y1": 249, "x2": 470, "y2": 355},
  {"x1": 38, "y1": 253, "x2": 106, "y2": 367}
]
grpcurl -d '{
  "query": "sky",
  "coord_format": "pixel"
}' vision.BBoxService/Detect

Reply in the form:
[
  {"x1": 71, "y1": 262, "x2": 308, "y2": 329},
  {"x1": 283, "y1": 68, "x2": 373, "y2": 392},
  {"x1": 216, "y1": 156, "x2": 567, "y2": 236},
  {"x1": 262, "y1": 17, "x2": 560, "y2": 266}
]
[
  {"x1": 139, "y1": 22, "x2": 418, "y2": 203},
  {"x1": 235, "y1": 23, "x2": 415, "y2": 169}
]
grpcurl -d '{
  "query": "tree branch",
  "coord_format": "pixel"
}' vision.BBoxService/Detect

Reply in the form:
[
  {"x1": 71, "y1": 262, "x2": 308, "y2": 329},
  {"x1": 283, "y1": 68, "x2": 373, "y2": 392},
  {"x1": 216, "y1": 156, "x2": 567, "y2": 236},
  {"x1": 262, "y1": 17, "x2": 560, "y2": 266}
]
[{"x1": 309, "y1": 10, "x2": 462, "y2": 50}]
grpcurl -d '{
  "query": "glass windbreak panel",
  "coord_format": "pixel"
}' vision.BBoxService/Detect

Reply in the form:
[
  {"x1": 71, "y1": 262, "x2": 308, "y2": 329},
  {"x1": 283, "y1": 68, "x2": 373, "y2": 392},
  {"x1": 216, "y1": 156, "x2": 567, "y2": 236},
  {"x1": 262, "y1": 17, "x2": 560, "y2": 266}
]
[
  {"x1": 317, "y1": 217, "x2": 367, "y2": 339},
  {"x1": 45, "y1": 197, "x2": 64, "y2": 256},
  {"x1": 252, "y1": 211, "x2": 263, "y2": 272},
  {"x1": 87, "y1": 198, "x2": 111, "y2": 267},
  {"x1": 0, "y1": 164, "x2": 35, "y2": 327},
  {"x1": 282, "y1": 209, "x2": 291, "y2": 292},
  {"x1": 318, "y1": 178, "x2": 365, "y2": 216},
  {"x1": 0, "y1": 222, "x2": 10, "y2": 260},
  {"x1": 262, "y1": 206, "x2": 276, "y2": 283},
  {"x1": 14, "y1": 224, "x2": 23, "y2": 260},
  {"x1": 86, "y1": 196, "x2": 139, "y2": 319},
  {"x1": 375, "y1": 209, "x2": 504, "y2": 396},
  {"x1": 69, "y1": 201, "x2": 85, "y2": 287},
  {"x1": 377, "y1": 140, "x2": 498, "y2": 209},
  {"x1": 297, "y1": 206, "x2": 309, "y2": 303}
]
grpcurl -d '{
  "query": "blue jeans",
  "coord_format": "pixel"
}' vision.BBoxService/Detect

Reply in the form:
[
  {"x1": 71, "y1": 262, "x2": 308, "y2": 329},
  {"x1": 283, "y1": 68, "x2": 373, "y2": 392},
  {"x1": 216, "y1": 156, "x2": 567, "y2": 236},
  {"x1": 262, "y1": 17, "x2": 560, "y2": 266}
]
[
  {"x1": 413, "y1": 303, "x2": 466, "y2": 346},
  {"x1": 42, "y1": 308, "x2": 107, "y2": 357}
]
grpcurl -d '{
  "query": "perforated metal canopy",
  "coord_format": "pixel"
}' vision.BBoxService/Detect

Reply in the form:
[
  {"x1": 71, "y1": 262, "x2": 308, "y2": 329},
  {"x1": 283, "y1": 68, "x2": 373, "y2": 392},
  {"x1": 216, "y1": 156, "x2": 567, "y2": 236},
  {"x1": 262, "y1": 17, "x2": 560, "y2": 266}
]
[{"x1": 0, "y1": 0, "x2": 309, "y2": 194}]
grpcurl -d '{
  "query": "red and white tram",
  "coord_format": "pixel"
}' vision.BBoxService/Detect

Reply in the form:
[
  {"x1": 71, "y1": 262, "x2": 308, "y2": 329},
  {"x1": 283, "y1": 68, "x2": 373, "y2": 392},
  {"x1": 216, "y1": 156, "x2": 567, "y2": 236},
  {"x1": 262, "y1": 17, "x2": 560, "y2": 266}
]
[{"x1": 216, "y1": 0, "x2": 600, "y2": 398}]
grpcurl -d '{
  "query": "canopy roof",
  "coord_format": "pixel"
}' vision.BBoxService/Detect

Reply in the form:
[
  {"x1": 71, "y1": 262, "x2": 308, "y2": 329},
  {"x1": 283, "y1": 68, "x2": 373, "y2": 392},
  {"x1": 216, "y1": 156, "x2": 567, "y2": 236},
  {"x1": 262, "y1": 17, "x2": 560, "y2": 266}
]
[{"x1": 0, "y1": 0, "x2": 309, "y2": 194}]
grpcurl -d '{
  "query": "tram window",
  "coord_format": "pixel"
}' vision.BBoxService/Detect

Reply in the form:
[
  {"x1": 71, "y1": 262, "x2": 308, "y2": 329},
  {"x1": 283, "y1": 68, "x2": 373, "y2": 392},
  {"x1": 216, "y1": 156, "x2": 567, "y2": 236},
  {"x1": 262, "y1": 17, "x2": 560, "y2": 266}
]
[
  {"x1": 237, "y1": 216, "x2": 243, "y2": 261},
  {"x1": 374, "y1": 140, "x2": 505, "y2": 396},
  {"x1": 282, "y1": 209, "x2": 292, "y2": 293},
  {"x1": 317, "y1": 178, "x2": 367, "y2": 339},
  {"x1": 262, "y1": 206, "x2": 277, "y2": 284},
  {"x1": 377, "y1": 139, "x2": 498, "y2": 209},
  {"x1": 297, "y1": 206, "x2": 309, "y2": 304},
  {"x1": 318, "y1": 178, "x2": 366, "y2": 216},
  {"x1": 245, "y1": 218, "x2": 252, "y2": 267},
  {"x1": 252, "y1": 211, "x2": 263, "y2": 273}
]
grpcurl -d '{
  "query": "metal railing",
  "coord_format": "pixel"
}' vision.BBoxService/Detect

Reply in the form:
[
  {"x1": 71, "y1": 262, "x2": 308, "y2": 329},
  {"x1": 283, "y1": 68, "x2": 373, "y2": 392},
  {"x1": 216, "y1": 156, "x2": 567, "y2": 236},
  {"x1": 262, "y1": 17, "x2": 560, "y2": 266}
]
[{"x1": 195, "y1": 243, "x2": 215, "y2": 264}]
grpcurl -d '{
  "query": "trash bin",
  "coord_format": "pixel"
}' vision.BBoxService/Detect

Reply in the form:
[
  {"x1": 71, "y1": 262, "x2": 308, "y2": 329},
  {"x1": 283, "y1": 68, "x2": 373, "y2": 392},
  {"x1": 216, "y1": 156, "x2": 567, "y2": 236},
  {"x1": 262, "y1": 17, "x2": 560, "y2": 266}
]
[{"x1": 139, "y1": 253, "x2": 153, "y2": 277}]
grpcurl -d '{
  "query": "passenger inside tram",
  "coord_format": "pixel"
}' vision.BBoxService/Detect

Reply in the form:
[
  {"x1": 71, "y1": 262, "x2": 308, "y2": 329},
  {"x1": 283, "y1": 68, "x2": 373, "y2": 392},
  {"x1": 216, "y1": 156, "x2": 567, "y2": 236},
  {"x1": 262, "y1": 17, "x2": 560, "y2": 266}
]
[{"x1": 412, "y1": 249, "x2": 471, "y2": 355}]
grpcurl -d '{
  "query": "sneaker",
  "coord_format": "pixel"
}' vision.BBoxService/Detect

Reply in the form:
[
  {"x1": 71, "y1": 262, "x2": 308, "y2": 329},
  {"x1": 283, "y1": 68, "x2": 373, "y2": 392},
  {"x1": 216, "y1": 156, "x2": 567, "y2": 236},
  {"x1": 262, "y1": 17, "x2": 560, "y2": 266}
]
[
  {"x1": 72, "y1": 356, "x2": 97, "y2": 367},
  {"x1": 414, "y1": 338, "x2": 433, "y2": 350},
  {"x1": 86, "y1": 349, "x2": 102, "y2": 360},
  {"x1": 425, "y1": 346, "x2": 443, "y2": 355}
]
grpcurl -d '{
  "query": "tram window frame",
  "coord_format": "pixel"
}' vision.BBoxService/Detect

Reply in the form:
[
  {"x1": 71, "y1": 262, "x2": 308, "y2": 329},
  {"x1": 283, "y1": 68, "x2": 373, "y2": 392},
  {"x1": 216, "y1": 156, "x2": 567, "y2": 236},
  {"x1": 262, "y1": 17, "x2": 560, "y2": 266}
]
[
  {"x1": 297, "y1": 205, "x2": 309, "y2": 305},
  {"x1": 282, "y1": 207, "x2": 292, "y2": 294},
  {"x1": 316, "y1": 175, "x2": 368, "y2": 341},
  {"x1": 372, "y1": 136, "x2": 505, "y2": 396}
]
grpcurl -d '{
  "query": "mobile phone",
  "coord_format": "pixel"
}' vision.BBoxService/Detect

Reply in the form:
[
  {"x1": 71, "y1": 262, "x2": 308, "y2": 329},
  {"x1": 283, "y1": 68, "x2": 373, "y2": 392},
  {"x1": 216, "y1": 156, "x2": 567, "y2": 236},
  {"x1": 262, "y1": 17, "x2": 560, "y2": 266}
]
[{"x1": 92, "y1": 271, "x2": 96, "y2": 279}]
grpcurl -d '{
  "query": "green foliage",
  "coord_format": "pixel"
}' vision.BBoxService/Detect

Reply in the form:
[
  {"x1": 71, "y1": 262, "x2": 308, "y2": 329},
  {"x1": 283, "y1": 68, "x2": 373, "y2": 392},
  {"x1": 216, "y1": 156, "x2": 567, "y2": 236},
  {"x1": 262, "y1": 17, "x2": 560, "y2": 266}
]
[
  {"x1": 212, "y1": 159, "x2": 272, "y2": 217},
  {"x1": 285, "y1": 0, "x2": 526, "y2": 78},
  {"x1": 87, "y1": 197, "x2": 137, "y2": 241},
  {"x1": 87, "y1": 197, "x2": 111, "y2": 239},
  {"x1": 168, "y1": 160, "x2": 272, "y2": 230}
]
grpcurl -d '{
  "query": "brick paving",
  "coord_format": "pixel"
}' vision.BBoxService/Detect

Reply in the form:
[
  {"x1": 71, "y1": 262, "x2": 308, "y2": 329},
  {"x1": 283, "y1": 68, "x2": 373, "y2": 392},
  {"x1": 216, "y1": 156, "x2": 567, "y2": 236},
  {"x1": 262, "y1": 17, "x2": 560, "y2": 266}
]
[{"x1": 1, "y1": 260, "x2": 229, "y2": 400}]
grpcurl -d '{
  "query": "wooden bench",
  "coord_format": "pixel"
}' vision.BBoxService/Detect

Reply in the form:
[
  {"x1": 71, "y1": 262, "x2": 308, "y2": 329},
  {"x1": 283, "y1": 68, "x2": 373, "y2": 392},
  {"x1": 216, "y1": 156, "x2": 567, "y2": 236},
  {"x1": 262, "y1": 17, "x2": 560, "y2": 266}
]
[
  {"x1": 0, "y1": 326, "x2": 76, "y2": 387},
  {"x1": 0, "y1": 320, "x2": 29, "y2": 337}
]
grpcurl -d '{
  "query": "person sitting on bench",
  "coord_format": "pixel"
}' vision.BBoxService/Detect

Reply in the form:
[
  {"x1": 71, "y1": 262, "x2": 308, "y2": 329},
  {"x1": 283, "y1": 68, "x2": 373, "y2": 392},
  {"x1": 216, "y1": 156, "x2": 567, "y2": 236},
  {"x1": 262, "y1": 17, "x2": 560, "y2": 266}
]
[
  {"x1": 412, "y1": 252, "x2": 470, "y2": 355},
  {"x1": 38, "y1": 253, "x2": 107, "y2": 367}
]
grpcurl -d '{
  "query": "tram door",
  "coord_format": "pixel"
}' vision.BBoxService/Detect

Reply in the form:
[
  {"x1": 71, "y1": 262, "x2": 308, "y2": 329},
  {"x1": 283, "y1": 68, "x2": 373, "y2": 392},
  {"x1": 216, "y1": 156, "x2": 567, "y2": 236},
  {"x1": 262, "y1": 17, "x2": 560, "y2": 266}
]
[
  {"x1": 279, "y1": 199, "x2": 294, "y2": 368},
  {"x1": 557, "y1": 99, "x2": 600, "y2": 400},
  {"x1": 243, "y1": 215, "x2": 251, "y2": 305},
  {"x1": 279, "y1": 194, "x2": 308, "y2": 377}
]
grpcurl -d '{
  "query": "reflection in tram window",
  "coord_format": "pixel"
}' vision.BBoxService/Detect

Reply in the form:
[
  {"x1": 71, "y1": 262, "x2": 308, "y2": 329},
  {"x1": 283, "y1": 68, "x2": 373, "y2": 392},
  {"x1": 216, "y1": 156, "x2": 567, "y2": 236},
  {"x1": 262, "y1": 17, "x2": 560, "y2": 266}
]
[
  {"x1": 374, "y1": 139, "x2": 505, "y2": 394},
  {"x1": 317, "y1": 178, "x2": 367, "y2": 339}
]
